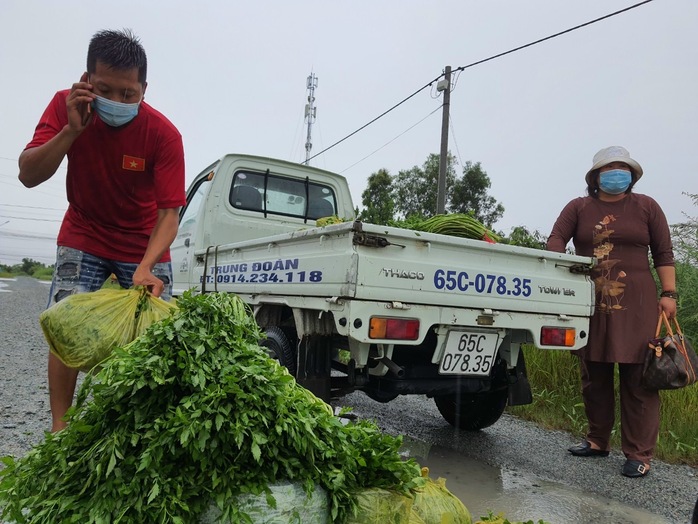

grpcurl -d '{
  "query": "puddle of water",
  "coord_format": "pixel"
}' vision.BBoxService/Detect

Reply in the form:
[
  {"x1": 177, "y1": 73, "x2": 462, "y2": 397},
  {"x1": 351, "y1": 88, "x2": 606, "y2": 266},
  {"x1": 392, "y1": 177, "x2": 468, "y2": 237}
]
[{"x1": 401, "y1": 437, "x2": 671, "y2": 524}]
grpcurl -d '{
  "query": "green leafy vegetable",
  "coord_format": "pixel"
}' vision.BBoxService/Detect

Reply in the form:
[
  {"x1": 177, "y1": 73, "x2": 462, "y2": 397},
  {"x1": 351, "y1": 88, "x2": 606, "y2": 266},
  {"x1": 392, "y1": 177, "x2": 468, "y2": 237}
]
[{"x1": 1, "y1": 291, "x2": 421, "y2": 523}]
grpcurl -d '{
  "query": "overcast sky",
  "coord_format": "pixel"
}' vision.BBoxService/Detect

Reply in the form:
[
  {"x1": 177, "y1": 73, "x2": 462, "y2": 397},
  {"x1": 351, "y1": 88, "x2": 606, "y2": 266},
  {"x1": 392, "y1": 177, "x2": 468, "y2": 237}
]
[{"x1": 0, "y1": 0, "x2": 695, "y2": 266}]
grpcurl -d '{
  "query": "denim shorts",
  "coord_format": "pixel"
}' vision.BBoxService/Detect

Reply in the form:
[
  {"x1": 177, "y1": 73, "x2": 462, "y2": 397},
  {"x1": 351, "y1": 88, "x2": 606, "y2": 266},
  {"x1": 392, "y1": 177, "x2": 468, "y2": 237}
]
[{"x1": 46, "y1": 246, "x2": 173, "y2": 307}]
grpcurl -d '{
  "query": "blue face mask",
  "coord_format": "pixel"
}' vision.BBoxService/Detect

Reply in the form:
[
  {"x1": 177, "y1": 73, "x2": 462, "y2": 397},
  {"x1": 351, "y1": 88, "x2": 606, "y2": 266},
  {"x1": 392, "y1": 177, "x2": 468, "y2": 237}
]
[
  {"x1": 599, "y1": 169, "x2": 632, "y2": 195},
  {"x1": 91, "y1": 95, "x2": 140, "y2": 127}
]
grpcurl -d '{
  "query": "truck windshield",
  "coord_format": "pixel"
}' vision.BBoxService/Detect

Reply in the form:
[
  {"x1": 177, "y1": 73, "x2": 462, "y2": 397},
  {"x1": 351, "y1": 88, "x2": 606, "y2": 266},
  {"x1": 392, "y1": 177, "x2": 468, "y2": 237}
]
[{"x1": 230, "y1": 170, "x2": 336, "y2": 220}]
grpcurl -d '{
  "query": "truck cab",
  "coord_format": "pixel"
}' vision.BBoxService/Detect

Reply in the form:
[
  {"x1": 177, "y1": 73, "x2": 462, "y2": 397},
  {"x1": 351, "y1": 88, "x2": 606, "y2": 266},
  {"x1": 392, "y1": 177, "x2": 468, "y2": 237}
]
[{"x1": 172, "y1": 154, "x2": 354, "y2": 296}]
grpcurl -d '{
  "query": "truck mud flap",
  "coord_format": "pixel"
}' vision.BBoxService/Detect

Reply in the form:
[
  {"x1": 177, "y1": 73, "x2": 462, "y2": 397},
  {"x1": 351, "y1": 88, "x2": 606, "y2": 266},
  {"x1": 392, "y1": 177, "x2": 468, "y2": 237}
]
[
  {"x1": 297, "y1": 336, "x2": 332, "y2": 401},
  {"x1": 507, "y1": 351, "x2": 533, "y2": 406}
]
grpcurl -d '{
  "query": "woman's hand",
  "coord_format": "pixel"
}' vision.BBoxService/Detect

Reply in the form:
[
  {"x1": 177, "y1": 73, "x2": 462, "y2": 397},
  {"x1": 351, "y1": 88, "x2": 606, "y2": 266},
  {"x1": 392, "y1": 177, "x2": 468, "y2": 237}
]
[{"x1": 658, "y1": 296, "x2": 677, "y2": 319}]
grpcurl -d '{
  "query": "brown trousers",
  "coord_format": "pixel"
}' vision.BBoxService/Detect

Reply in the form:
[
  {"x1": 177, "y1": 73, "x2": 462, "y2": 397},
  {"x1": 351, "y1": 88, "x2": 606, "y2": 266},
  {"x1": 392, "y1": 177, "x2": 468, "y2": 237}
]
[{"x1": 580, "y1": 359, "x2": 660, "y2": 462}]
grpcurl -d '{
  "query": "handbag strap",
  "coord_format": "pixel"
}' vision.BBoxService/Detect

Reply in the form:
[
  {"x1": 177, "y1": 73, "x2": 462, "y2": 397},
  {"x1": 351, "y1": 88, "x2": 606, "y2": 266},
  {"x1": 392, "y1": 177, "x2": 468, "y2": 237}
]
[
  {"x1": 671, "y1": 316, "x2": 684, "y2": 339},
  {"x1": 672, "y1": 316, "x2": 697, "y2": 383},
  {"x1": 657, "y1": 311, "x2": 674, "y2": 338}
]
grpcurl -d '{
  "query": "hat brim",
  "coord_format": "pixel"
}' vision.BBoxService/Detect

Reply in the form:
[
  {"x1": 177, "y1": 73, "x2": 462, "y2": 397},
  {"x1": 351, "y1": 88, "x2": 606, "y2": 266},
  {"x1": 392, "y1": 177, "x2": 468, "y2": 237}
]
[{"x1": 585, "y1": 156, "x2": 643, "y2": 186}]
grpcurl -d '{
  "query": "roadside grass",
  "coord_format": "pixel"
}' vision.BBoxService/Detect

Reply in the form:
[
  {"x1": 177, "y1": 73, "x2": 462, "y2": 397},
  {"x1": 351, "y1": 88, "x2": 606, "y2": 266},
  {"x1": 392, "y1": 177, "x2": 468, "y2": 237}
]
[
  {"x1": 508, "y1": 345, "x2": 698, "y2": 466},
  {"x1": 31, "y1": 267, "x2": 53, "y2": 281}
]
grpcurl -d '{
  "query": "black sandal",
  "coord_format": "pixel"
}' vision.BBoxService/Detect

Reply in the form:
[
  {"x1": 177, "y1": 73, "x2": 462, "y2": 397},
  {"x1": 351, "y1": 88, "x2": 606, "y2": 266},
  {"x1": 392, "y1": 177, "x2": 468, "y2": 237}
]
[
  {"x1": 568, "y1": 439, "x2": 609, "y2": 457},
  {"x1": 622, "y1": 459, "x2": 650, "y2": 477}
]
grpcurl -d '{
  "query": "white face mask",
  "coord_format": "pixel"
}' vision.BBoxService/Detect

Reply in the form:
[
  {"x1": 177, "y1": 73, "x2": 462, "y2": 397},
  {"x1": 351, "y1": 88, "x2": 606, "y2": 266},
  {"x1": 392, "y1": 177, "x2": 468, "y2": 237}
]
[{"x1": 91, "y1": 95, "x2": 140, "y2": 127}]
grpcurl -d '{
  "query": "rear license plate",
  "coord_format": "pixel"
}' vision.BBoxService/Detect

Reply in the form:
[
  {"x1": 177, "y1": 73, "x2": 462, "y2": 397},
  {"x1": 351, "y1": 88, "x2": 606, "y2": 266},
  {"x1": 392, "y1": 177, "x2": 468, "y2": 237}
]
[{"x1": 439, "y1": 331, "x2": 500, "y2": 376}]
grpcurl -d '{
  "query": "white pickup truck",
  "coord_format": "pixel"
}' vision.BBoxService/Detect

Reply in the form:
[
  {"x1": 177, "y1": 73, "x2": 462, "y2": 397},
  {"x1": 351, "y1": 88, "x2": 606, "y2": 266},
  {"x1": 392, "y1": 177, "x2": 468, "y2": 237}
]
[{"x1": 171, "y1": 154, "x2": 595, "y2": 430}]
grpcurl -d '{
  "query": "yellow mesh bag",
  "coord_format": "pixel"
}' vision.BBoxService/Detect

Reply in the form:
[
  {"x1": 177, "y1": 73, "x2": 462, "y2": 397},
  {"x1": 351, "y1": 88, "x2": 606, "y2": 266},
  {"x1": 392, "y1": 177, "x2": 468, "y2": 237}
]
[{"x1": 39, "y1": 287, "x2": 177, "y2": 372}]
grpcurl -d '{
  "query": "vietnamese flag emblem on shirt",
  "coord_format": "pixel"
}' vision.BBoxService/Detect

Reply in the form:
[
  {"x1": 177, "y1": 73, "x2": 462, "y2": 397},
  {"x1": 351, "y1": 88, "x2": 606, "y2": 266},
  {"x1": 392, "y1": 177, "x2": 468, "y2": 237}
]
[{"x1": 123, "y1": 155, "x2": 146, "y2": 171}]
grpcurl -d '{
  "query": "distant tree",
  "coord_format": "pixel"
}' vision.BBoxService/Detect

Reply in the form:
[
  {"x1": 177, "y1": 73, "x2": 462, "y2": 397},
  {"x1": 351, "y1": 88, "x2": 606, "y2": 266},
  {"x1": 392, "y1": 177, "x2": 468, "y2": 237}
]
[
  {"x1": 671, "y1": 192, "x2": 697, "y2": 265},
  {"x1": 21, "y1": 257, "x2": 44, "y2": 275},
  {"x1": 357, "y1": 152, "x2": 505, "y2": 228},
  {"x1": 670, "y1": 192, "x2": 698, "y2": 341},
  {"x1": 392, "y1": 153, "x2": 457, "y2": 218},
  {"x1": 504, "y1": 226, "x2": 547, "y2": 250},
  {"x1": 450, "y1": 161, "x2": 504, "y2": 228},
  {"x1": 358, "y1": 169, "x2": 395, "y2": 225}
]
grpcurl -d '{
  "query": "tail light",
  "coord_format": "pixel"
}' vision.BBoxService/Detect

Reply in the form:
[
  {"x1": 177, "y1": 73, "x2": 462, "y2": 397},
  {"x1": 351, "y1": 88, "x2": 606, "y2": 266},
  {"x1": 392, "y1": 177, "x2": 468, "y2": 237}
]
[
  {"x1": 540, "y1": 327, "x2": 576, "y2": 347},
  {"x1": 369, "y1": 317, "x2": 420, "y2": 340}
]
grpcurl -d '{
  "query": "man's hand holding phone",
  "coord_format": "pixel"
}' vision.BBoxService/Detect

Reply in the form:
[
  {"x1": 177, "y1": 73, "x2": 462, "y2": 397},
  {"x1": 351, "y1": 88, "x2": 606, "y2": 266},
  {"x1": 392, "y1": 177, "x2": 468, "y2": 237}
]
[{"x1": 67, "y1": 72, "x2": 95, "y2": 132}]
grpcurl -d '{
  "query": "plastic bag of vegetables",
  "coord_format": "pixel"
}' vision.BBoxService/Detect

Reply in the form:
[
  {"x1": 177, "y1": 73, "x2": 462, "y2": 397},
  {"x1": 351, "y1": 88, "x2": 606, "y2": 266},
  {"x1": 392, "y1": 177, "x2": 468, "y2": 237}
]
[
  {"x1": 200, "y1": 481, "x2": 329, "y2": 524},
  {"x1": 39, "y1": 286, "x2": 176, "y2": 372},
  {"x1": 411, "y1": 467, "x2": 472, "y2": 524},
  {"x1": 345, "y1": 486, "x2": 419, "y2": 524}
]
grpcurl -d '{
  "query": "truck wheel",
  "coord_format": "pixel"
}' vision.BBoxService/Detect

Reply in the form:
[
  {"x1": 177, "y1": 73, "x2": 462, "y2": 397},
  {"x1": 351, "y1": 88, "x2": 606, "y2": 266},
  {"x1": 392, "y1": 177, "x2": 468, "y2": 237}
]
[
  {"x1": 261, "y1": 327, "x2": 297, "y2": 377},
  {"x1": 434, "y1": 388, "x2": 508, "y2": 431}
]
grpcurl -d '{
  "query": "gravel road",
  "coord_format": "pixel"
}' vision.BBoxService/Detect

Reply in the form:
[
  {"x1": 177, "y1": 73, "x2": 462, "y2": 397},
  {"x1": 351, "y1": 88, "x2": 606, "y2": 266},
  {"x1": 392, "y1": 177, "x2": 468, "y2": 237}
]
[{"x1": 1, "y1": 276, "x2": 697, "y2": 523}]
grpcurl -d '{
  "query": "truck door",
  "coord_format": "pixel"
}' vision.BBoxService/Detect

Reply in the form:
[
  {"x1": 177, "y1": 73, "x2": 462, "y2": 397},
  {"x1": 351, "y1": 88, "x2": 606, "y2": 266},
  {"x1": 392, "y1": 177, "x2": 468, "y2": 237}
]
[{"x1": 171, "y1": 173, "x2": 213, "y2": 297}]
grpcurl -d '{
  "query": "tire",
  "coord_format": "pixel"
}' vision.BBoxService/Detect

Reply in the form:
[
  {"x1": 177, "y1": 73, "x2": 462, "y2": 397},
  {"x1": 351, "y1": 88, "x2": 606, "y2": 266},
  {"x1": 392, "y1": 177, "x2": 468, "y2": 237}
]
[
  {"x1": 434, "y1": 388, "x2": 508, "y2": 431},
  {"x1": 261, "y1": 326, "x2": 297, "y2": 377}
]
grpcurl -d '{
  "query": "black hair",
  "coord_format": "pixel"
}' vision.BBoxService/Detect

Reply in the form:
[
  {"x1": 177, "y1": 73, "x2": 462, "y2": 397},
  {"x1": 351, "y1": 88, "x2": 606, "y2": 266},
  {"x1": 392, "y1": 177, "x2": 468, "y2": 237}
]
[
  {"x1": 586, "y1": 167, "x2": 638, "y2": 198},
  {"x1": 86, "y1": 29, "x2": 147, "y2": 85}
]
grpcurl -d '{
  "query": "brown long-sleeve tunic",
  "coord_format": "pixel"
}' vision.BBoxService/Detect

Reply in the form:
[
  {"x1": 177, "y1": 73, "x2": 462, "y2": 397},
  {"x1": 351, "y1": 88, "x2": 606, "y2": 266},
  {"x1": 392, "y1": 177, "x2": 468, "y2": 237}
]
[{"x1": 547, "y1": 193, "x2": 674, "y2": 363}]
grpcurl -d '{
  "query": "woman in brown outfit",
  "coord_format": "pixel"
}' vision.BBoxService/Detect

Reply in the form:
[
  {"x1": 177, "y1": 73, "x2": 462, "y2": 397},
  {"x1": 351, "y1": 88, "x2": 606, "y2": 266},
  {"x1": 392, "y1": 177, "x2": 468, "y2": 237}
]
[{"x1": 547, "y1": 146, "x2": 677, "y2": 478}]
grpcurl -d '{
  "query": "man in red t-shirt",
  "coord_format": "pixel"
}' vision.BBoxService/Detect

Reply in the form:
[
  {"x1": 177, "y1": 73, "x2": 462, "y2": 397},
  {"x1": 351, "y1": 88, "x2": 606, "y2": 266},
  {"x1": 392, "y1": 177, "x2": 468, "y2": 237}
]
[{"x1": 19, "y1": 29, "x2": 186, "y2": 431}]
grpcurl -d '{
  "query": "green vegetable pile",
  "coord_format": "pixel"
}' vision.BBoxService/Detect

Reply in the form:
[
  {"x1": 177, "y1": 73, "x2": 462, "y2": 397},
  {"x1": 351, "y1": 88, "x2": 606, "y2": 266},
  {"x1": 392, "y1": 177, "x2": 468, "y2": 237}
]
[
  {"x1": 0, "y1": 292, "x2": 422, "y2": 523},
  {"x1": 390, "y1": 213, "x2": 501, "y2": 243}
]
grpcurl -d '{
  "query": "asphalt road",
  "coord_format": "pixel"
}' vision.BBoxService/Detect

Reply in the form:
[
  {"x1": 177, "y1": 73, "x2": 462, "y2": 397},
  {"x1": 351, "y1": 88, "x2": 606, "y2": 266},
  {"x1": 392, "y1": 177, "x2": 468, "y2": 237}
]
[{"x1": 1, "y1": 276, "x2": 697, "y2": 523}]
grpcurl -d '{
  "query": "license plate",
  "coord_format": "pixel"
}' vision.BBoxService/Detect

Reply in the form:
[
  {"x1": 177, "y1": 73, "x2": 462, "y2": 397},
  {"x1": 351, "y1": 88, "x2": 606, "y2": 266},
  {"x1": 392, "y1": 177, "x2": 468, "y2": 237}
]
[{"x1": 439, "y1": 331, "x2": 500, "y2": 376}]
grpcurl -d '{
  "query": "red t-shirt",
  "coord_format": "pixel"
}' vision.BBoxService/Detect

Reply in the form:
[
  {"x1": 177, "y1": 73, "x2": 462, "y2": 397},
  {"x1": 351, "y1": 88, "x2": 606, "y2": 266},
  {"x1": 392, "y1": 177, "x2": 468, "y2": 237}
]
[{"x1": 25, "y1": 90, "x2": 186, "y2": 263}]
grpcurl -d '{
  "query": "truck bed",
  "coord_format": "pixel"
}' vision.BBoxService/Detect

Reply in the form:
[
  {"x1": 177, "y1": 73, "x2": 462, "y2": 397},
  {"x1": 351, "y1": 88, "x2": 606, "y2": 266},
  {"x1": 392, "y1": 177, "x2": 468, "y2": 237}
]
[{"x1": 193, "y1": 220, "x2": 594, "y2": 319}]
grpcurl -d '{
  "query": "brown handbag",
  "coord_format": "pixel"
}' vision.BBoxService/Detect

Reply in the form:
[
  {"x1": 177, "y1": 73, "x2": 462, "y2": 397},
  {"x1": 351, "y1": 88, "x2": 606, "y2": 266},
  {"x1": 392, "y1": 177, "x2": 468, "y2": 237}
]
[{"x1": 642, "y1": 312, "x2": 698, "y2": 390}]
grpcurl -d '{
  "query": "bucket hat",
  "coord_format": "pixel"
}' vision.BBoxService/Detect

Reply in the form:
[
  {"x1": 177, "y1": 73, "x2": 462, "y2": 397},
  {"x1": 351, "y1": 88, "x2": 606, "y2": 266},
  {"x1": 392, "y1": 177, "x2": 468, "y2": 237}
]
[{"x1": 585, "y1": 146, "x2": 643, "y2": 186}]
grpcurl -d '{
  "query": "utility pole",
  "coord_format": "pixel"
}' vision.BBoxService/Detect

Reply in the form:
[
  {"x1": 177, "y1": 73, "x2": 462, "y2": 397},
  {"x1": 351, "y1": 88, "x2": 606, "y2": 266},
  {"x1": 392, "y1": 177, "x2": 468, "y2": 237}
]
[
  {"x1": 436, "y1": 65, "x2": 451, "y2": 214},
  {"x1": 304, "y1": 72, "x2": 318, "y2": 165}
]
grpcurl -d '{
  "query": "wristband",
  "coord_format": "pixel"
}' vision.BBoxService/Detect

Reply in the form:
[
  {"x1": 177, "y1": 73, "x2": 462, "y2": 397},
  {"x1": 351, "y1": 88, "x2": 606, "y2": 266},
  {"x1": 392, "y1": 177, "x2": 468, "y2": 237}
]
[{"x1": 660, "y1": 291, "x2": 679, "y2": 300}]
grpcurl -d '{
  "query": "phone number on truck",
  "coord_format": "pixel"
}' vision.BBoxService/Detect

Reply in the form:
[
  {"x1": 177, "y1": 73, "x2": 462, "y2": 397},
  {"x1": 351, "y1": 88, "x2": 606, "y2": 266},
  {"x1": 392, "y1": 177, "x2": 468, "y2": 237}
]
[
  {"x1": 433, "y1": 269, "x2": 532, "y2": 297},
  {"x1": 200, "y1": 270, "x2": 323, "y2": 284}
]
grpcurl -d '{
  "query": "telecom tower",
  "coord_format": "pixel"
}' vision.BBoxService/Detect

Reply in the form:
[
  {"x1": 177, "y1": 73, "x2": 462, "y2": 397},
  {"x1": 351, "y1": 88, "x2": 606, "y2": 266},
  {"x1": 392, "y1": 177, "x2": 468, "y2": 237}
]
[{"x1": 304, "y1": 72, "x2": 318, "y2": 164}]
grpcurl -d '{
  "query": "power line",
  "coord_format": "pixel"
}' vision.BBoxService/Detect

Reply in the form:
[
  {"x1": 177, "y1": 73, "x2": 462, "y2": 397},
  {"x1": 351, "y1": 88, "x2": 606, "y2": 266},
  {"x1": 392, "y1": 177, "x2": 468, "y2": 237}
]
[
  {"x1": 0, "y1": 215, "x2": 62, "y2": 223},
  {"x1": 307, "y1": 0, "x2": 655, "y2": 164},
  {"x1": 448, "y1": 114, "x2": 463, "y2": 168},
  {"x1": 0, "y1": 229, "x2": 58, "y2": 240},
  {"x1": 339, "y1": 105, "x2": 443, "y2": 174},
  {"x1": 305, "y1": 75, "x2": 442, "y2": 163},
  {"x1": 452, "y1": 0, "x2": 655, "y2": 74},
  {"x1": 0, "y1": 203, "x2": 66, "y2": 212}
]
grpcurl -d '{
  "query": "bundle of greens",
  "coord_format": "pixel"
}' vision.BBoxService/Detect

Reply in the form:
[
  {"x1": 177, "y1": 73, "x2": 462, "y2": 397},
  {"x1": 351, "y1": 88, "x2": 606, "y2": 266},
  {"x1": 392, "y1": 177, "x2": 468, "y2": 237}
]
[
  {"x1": 0, "y1": 292, "x2": 422, "y2": 523},
  {"x1": 390, "y1": 213, "x2": 501, "y2": 243},
  {"x1": 316, "y1": 216, "x2": 344, "y2": 227}
]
